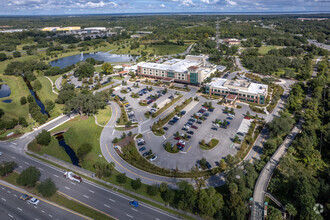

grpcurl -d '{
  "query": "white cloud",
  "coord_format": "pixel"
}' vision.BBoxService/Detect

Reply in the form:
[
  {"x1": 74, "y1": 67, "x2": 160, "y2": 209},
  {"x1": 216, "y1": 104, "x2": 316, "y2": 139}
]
[
  {"x1": 170, "y1": 0, "x2": 195, "y2": 6},
  {"x1": 225, "y1": 0, "x2": 237, "y2": 6},
  {"x1": 200, "y1": 0, "x2": 210, "y2": 3},
  {"x1": 76, "y1": 1, "x2": 117, "y2": 8},
  {"x1": 160, "y1": 3, "x2": 166, "y2": 8}
]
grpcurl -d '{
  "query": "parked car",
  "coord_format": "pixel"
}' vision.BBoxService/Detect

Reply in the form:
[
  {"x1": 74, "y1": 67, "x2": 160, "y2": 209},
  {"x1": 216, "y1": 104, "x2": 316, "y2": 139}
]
[
  {"x1": 196, "y1": 120, "x2": 202, "y2": 124},
  {"x1": 211, "y1": 127, "x2": 218, "y2": 131},
  {"x1": 137, "y1": 139, "x2": 145, "y2": 146},
  {"x1": 203, "y1": 113, "x2": 209, "y2": 117},
  {"x1": 139, "y1": 147, "x2": 146, "y2": 152},
  {"x1": 178, "y1": 140, "x2": 186, "y2": 145},
  {"x1": 191, "y1": 125, "x2": 198, "y2": 129},
  {"x1": 187, "y1": 131, "x2": 194, "y2": 135},
  {"x1": 228, "y1": 114, "x2": 235, "y2": 118},
  {"x1": 206, "y1": 162, "x2": 212, "y2": 169},
  {"x1": 142, "y1": 152, "x2": 150, "y2": 157},
  {"x1": 130, "y1": 201, "x2": 139, "y2": 207},
  {"x1": 208, "y1": 108, "x2": 214, "y2": 112},
  {"x1": 150, "y1": 155, "x2": 158, "y2": 162},
  {"x1": 174, "y1": 137, "x2": 181, "y2": 140},
  {"x1": 163, "y1": 126, "x2": 168, "y2": 131},
  {"x1": 180, "y1": 110, "x2": 186, "y2": 116},
  {"x1": 182, "y1": 127, "x2": 188, "y2": 131},
  {"x1": 28, "y1": 197, "x2": 40, "y2": 206}
]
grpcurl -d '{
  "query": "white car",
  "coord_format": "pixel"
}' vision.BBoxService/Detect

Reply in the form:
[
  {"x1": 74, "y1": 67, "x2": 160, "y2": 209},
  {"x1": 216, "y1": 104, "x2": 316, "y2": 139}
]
[
  {"x1": 228, "y1": 114, "x2": 235, "y2": 118},
  {"x1": 150, "y1": 155, "x2": 157, "y2": 161},
  {"x1": 28, "y1": 197, "x2": 40, "y2": 206},
  {"x1": 178, "y1": 140, "x2": 186, "y2": 145}
]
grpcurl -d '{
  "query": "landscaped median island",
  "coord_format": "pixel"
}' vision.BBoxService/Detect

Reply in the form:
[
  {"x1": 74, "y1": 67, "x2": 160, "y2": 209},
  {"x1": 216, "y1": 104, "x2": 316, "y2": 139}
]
[
  {"x1": 94, "y1": 105, "x2": 112, "y2": 126},
  {"x1": 164, "y1": 141, "x2": 180, "y2": 154},
  {"x1": 151, "y1": 94, "x2": 183, "y2": 118},
  {"x1": 199, "y1": 138, "x2": 219, "y2": 150},
  {"x1": 151, "y1": 97, "x2": 193, "y2": 136}
]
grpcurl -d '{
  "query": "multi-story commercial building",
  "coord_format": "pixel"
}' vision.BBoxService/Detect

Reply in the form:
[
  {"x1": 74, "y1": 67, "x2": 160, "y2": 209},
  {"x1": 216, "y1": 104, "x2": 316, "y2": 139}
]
[
  {"x1": 137, "y1": 55, "x2": 215, "y2": 85},
  {"x1": 205, "y1": 78, "x2": 268, "y2": 104}
]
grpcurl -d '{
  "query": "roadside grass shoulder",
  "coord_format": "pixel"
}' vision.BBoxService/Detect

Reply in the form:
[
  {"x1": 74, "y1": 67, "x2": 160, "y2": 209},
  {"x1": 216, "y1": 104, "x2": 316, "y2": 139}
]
[{"x1": 0, "y1": 172, "x2": 112, "y2": 220}]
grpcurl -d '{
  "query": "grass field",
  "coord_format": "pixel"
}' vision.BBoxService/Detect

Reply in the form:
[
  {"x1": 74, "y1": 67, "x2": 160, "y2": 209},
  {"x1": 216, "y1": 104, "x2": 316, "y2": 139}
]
[
  {"x1": 258, "y1": 45, "x2": 282, "y2": 55},
  {"x1": 95, "y1": 105, "x2": 112, "y2": 126},
  {"x1": 50, "y1": 116, "x2": 106, "y2": 171},
  {"x1": 35, "y1": 76, "x2": 62, "y2": 118},
  {"x1": 0, "y1": 75, "x2": 33, "y2": 124},
  {"x1": 113, "y1": 44, "x2": 187, "y2": 56},
  {"x1": 28, "y1": 137, "x2": 71, "y2": 163}
]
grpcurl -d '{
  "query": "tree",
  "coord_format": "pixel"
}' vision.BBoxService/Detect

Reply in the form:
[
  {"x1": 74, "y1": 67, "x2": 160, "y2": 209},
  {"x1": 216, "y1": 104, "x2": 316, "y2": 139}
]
[
  {"x1": 131, "y1": 178, "x2": 142, "y2": 190},
  {"x1": 45, "y1": 100, "x2": 55, "y2": 112},
  {"x1": 219, "y1": 159, "x2": 227, "y2": 171},
  {"x1": 65, "y1": 93, "x2": 106, "y2": 115},
  {"x1": 101, "y1": 63, "x2": 113, "y2": 75},
  {"x1": 0, "y1": 108, "x2": 4, "y2": 118},
  {"x1": 36, "y1": 130, "x2": 51, "y2": 146},
  {"x1": 0, "y1": 53, "x2": 7, "y2": 61},
  {"x1": 18, "y1": 117, "x2": 28, "y2": 127},
  {"x1": 17, "y1": 166, "x2": 40, "y2": 187},
  {"x1": 33, "y1": 80, "x2": 42, "y2": 91},
  {"x1": 13, "y1": 51, "x2": 21, "y2": 58},
  {"x1": 285, "y1": 203, "x2": 297, "y2": 218},
  {"x1": 56, "y1": 83, "x2": 75, "y2": 104},
  {"x1": 37, "y1": 178, "x2": 57, "y2": 197},
  {"x1": 228, "y1": 182, "x2": 238, "y2": 194},
  {"x1": 116, "y1": 173, "x2": 127, "y2": 184},
  {"x1": 0, "y1": 161, "x2": 17, "y2": 176},
  {"x1": 20, "y1": 96, "x2": 27, "y2": 105},
  {"x1": 200, "y1": 157, "x2": 207, "y2": 169},
  {"x1": 147, "y1": 184, "x2": 159, "y2": 196},
  {"x1": 162, "y1": 188, "x2": 174, "y2": 203},
  {"x1": 74, "y1": 62, "x2": 95, "y2": 78},
  {"x1": 77, "y1": 143, "x2": 92, "y2": 159},
  {"x1": 159, "y1": 182, "x2": 168, "y2": 193},
  {"x1": 27, "y1": 94, "x2": 34, "y2": 103}
]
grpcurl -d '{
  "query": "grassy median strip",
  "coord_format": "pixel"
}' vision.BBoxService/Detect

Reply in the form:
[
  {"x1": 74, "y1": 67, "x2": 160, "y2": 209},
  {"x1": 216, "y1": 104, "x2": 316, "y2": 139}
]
[
  {"x1": 25, "y1": 152, "x2": 195, "y2": 220},
  {"x1": 0, "y1": 172, "x2": 113, "y2": 220},
  {"x1": 199, "y1": 138, "x2": 219, "y2": 150},
  {"x1": 152, "y1": 95, "x2": 182, "y2": 118}
]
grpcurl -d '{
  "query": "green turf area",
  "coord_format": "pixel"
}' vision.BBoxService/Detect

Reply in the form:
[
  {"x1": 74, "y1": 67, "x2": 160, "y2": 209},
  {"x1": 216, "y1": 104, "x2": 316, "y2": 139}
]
[
  {"x1": 50, "y1": 116, "x2": 107, "y2": 171},
  {"x1": 95, "y1": 105, "x2": 112, "y2": 126},
  {"x1": 35, "y1": 76, "x2": 62, "y2": 118},
  {"x1": 28, "y1": 137, "x2": 71, "y2": 163},
  {"x1": 0, "y1": 75, "x2": 34, "y2": 126},
  {"x1": 48, "y1": 75, "x2": 61, "y2": 84},
  {"x1": 199, "y1": 138, "x2": 219, "y2": 150},
  {"x1": 111, "y1": 43, "x2": 187, "y2": 56},
  {"x1": 111, "y1": 76, "x2": 125, "y2": 80},
  {"x1": 0, "y1": 55, "x2": 39, "y2": 74},
  {"x1": 258, "y1": 45, "x2": 281, "y2": 55},
  {"x1": 0, "y1": 172, "x2": 113, "y2": 220}
]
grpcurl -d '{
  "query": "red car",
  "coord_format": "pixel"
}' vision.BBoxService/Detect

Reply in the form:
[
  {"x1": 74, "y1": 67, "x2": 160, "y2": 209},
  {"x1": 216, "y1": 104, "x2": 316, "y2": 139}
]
[
  {"x1": 174, "y1": 137, "x2": 181, "y2": 140},
  {"x1": 191, "y1": 125, "x2": 198, "y2": 129}
]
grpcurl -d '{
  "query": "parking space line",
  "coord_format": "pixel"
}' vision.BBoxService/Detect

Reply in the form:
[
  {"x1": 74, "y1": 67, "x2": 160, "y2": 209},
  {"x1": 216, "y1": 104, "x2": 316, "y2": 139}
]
[
  {"x1": 186, "y1": 146, "x2": 192, "y2": 153},
  {"x1": 147, "y1": 132, "x2": 150, "y2": 140}
]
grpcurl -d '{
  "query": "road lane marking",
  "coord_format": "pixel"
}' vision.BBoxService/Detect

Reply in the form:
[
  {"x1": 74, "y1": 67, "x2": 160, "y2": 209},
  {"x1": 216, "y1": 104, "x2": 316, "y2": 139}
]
[
  {"x1": 8, "y1": 214, "x2": 13, "y2": 218},
  {"x1": 54, "y1": 174, "x2": 59, "y2": 178},
  {"x1": 126, "y1": 214, "x2": 133, "y2": 218},
  {"x1": 106, "y1": 144, "x2": 168, "y2": 184},
  {"x1": 14, "y1": 194, "x2": 17, "y2": 197},
  {"x1": 104, "y1": 204, "x2": 110, "y2": 208},
  {"x1": 147, "y1": 132, "x2": 150, "y2": 139},
  {"x1": 1, "y1": 197, "x2": 6, "y2": 201},
  {"x1": 42, "y1": 210, "x2": 45, "y2": 213},
  {"x1": 58, "y1": 191, "x2": 118, "y2": 220},
  {"x1": 186, "y1": 145, "x2": 192, "y2": 153},
  {"x1": 12, "y1": 142, "x2": 17, "y2": 145},
  {"x1": 131, "y1": 208, "x2": 138, "y2": 212},
  {"x1": 0, "y1": 182, "x2": 92, "y2": 220},
  {"x1": 65, "y1": 187, "x2": 70, "y2": 190},
  {"x1": 19, "y1": 166, "x2": 23, "y2": 169},
  {"x1": 24, "y1": 162, "x2": 29, "y2": 164},
  {"x1": 109, "y1": 198, "x2": 115, "y2": 202},
  {"x1": 112, "y1": 130, "x2": 115, "y2": 135},
  {"x1": 83, "y1": 195, "x2": 89, "y2": 199},
  {"x1": 88, "y1": 190, "x2": 94, "y2": 193},
  {"x1": 7, "y1": 190, "x2": 11, "y2": 193},
  {"x1": 17, "y1": 207, "x2": 22, "y2": 211},
  {"x1": 49, "y1": 214, "x2": 52, "y2": 218},
  {"x1": 39, "y1": 168, "x2": 44, "y2": 171},
  {"x1": 11, "y1": 156, "x2": 16, "y2": 159},
  {"x1": 70, "y1": 182, "x2": 76, "y2": 185}
]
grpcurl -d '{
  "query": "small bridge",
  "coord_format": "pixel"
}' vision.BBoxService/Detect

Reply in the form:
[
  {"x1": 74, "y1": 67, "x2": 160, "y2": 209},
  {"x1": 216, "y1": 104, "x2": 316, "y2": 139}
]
[{"x1": 51, "y1": 129, "x2": 69, "y2": 136}]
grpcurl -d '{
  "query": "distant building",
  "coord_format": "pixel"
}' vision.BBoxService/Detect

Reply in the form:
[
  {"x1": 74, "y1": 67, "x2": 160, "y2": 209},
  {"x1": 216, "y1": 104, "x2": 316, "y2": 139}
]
[
  {"x1": 0, "y1": 29, "x2": 25, "y2": 33},
  {"x1": 135, "y1": 31, "x2": 152, "y2": 34},
  {"x1": 84, "y1": 27, "x2": 106, "y2": 31},
  {"x1": 42, "y1": 27, "x2": 81, "y2": 31},
  {"x1": 131, "y1": 34, "x2": 141, "y2": 38},
  {"x1": 137, "y1": 55, "x2": 215, "y2": 85},
  {"x1": 205, "y1": 78, "x2": 268, "y2": 104},
  {"x1": 42, "y1": 27, "x2": 60, "y2": 31},
  {"x1": 298, "y1": 18, "x2": 328, "y2": 21},
  {"x1": 223, "y1": 38, "x2": 241, "y2": 45}
]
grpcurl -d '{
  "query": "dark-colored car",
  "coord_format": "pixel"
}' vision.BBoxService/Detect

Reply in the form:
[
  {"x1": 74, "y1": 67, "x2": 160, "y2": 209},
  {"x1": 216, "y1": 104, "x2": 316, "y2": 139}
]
[
  {"x1": 187, "y1": 131, "x2": 194, "y2": 135},
  {"x1": 208, "y1": 108, "x2": 214, "y2": 112},
  {"x1": 203, "y1": 113, "x2": 209, "y2": 117},
  {"x1": 182, "y1": 127, "x2": 188, "y2": 131},
  {"x1": 163, "y1": 126, "x2": 168, "y2": 131},
  {"x1": 174, "y1": 137, "x2": 181, "y2": 140},
  {"x1": 211, "y1": 127, "x2": 218, "y2": 131},
  {"x1": 142, "y1": 152, "x2": 150, "y2": 157},
  {"x1": 139, "y1": 147, "x2": 146, "y2": 152},
  {"x1": 191, "y1": 125, "x2": 198, "y2": 129},
  {"x1": 20, "y1": 194, "x2": 31, "y2": 201},
  {"x1": 196, "y1": 120, "x2": 202, "y2": 124},
  {"x1": 180, "y1": 110, "x2": 186, "y2": 116},
  {"x1": 206, "y1": 162, "x2": 212, "y2": 169},
  {"x1": 130, "y1": 201, "x2": 139, "y2": 207}
]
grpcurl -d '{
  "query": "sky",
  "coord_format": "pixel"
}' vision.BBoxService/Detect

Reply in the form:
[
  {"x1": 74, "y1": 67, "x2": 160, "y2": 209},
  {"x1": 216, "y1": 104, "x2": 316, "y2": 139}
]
[{"x1": 0, "y1": 0, "x2": 329, "y2": 15}]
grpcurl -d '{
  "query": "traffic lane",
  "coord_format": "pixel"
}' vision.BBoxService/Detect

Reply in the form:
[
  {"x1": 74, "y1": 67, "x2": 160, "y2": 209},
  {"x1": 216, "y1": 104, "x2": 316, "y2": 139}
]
[
  {"x1": 0, "y1": 147, "x2": 179, "y2": 220},
  {"x1": 0, "y1": 184, "x2": 83, "y2": 220}
]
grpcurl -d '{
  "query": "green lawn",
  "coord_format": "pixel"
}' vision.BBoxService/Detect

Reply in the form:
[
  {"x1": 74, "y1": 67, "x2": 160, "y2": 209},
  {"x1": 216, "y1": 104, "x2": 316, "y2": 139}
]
[
  {"x1": 200, "y1": 138, "x2": 219, "y2": 150},
  {"x1": 95, "y1": 105, "x2": 112, "y2": 126},
  {"x1": 28, "y1": 137, "x2": 71, "y2": 163},
  {"x1": 50, "y1": 116, "x2": 107, "y2": 171},
  {"x1": 36, "y1": 76, "x2": 62, "y2": 118},
  {"x1": 258, "y1": 45, "x2": 282, "y2": 55},
  {"x1": 111, "y1": 43, "x2": 188, "y2": 56},
  {"x1": 0, "y1": 76, "x2": 34, "y2": 127},
  {"x1": 0, "y1": 55, "x2": 39, "y2": 74},
  {"x1": 48, "y1": 75, "x2": 61, "y2": 84}
]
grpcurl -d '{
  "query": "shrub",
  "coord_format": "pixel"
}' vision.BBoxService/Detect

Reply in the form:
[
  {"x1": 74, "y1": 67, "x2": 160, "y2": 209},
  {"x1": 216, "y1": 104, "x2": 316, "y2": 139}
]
[
  {"x1": 147, "y1": 184, "x2": 159, "y2": 196},
  {"x1": 17, "y1": 166, "x2": 40, "y2": 187},
  {"x1": 18, "y1": 117, "x2": 28, "y2": 127},
  {"x1": 0, "y1": 161, "x2": 17, "y2": 176},
  {"x1": 37, "y1": 178, "x2": 57, "y2": 197},
  {"x1": 20, "y1": 97, "x2": 27, "y2": 105},
  {"x1": 36, "y1": 130, "x2": 51, "y2": 146},
  {"x1": 0, "y1": 108, "x2": 3, "y2": 118},
  {"x1": 27, "y1": 95, "x2": 34, "y2": 103},
  {"x1": 116, "y1": 173, "x2": 127, "y2": 184},
  {"x1": 77, "y1": 143, "x2": 92, "y2": 159},
  {"x1": 131, "y1": 178, "x2": 142, "y2": 190}
]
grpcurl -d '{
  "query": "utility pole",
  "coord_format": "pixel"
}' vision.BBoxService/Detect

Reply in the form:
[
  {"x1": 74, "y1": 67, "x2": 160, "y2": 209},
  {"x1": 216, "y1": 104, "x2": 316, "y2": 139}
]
[{"x1": 216, "y1": 17, "x2": 220, "y2": 51}]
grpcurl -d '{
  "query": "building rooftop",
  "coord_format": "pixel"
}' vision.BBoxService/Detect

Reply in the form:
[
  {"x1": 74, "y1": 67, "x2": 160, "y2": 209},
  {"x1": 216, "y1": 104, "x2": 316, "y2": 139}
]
[
  {"x1": 138, "y1": 58, "x2": 201, "y2": 73},
  {"x1": 207, "y1": 78, "x2": 268, "y2": 95}
]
